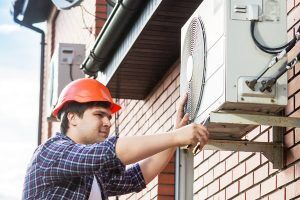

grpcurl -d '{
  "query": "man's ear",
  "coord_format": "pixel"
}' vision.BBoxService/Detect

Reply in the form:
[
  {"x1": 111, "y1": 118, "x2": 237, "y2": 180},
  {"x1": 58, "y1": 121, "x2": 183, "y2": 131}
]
[{"x1": 67, "y1": 112, "x2": 80, "y2": 126}]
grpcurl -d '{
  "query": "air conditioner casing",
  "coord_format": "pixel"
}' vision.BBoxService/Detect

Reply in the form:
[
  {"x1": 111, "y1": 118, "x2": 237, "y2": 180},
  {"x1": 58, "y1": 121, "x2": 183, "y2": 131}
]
[
  {"x1": 180, "y1": 0, "x2": 287, "y2": 130},
  {"x1": 47, "y1": 43, "x2": 85, "y2": 118}
]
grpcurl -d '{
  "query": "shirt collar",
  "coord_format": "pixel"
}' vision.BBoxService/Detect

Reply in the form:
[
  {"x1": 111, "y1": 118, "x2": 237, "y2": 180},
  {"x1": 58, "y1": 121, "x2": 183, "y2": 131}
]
[{"x1": 56, "y1": 132, "x2": 75, "y2": 143}]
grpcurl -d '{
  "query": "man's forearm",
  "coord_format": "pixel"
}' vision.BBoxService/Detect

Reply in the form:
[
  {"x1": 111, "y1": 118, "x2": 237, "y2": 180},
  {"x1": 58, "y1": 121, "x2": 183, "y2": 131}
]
[
  {"x1": 115, "y1": 132, "x2": 179, "y2": 165},
  {"x1": 139, "y1": 147, "x2": 176, "y2": 184}
]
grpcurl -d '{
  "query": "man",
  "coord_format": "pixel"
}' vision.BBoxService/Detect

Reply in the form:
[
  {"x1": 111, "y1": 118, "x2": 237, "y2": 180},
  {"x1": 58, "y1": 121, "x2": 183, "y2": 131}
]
[{"x1": 23, "y1": 78, "x2": 209, "y2": 199}]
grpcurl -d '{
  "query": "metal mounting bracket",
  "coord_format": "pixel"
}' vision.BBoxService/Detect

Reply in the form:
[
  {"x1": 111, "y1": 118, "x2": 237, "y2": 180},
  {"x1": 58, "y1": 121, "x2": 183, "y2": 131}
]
[
  {"x1": 203, "y1": 128, "x2": 283, "y2": 168},
  {"x1": 204, "y1": 112, "x2": 300, "y2": 169}
]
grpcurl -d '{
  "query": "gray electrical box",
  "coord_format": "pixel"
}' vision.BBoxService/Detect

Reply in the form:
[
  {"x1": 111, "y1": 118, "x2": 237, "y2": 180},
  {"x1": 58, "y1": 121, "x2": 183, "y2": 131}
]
[{"x1": 47, "y1": 43, "x2": 85, "y2": 118}]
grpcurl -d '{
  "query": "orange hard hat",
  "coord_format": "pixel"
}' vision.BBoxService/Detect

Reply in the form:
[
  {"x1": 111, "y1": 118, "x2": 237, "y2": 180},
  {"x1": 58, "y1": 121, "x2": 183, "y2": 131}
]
[{"x1": 52, "y1": 78, "x2": 121, "y2": 118}]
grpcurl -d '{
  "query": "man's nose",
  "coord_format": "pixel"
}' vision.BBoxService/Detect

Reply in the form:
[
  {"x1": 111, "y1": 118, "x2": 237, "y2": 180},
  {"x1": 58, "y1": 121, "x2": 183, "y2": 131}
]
[{"x1": 103, "y1": 117, "x2": 111, "y2": 127}]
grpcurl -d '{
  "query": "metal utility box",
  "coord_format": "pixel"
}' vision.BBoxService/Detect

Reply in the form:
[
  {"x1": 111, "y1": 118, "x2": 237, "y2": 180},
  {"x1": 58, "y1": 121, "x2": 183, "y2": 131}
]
[
  {"x1": 47, "y1": 43, "x2": 85, "y2": 117},
  {"x1": 180, "y1": 0, "x2": 287, "y2": 139}
]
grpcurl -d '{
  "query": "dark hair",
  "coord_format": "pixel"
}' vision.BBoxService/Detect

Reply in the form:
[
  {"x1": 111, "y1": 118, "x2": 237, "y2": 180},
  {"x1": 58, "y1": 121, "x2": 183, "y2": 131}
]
[{"x1": 58, "y1": 101, "x2": 111, "y2": 134}]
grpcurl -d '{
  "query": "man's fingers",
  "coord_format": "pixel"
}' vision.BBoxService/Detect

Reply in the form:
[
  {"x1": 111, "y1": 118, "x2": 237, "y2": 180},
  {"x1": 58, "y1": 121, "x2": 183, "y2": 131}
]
[
  {"x1": 194, "y1": 125, "x2": 209, "y2": 152},
  {"x1": 176, "y1": 94, "x2": 188, "y2": 128},
  {"x1": 197, "y1": 125, "x2": 209, "y2": 138},
  {"x1": 179, "y1": 113, "x2": 189, "y2": 127},
  {"x1": 193, "y1": 143, "x2": 201, "y2": 155},
  {"x1": 193, "y1": 132, "x2": 208, "y2": 155},
  {"x1": 200, "y1": 128, "x2": 209, "y2": 142},
  {"x1": 179, "y1": 93, "x2": 188, "y2": 108},
  {"x1": 177, "y1": 94, "x2": 188, "y2": 117}
]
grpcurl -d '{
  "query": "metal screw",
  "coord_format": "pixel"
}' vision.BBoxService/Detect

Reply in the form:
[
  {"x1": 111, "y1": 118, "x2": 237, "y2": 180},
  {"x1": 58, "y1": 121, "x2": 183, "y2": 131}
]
[
  {"x1": 271, "y1": 99, "x2": 275, "y2": 103},
  {"x1": 241, "y1": 97, "x2": 244, "y2": 101}
]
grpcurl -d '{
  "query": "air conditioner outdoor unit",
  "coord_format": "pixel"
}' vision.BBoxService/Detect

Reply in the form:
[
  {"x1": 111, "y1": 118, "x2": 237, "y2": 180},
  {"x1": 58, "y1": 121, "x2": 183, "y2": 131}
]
[
  {"x1": 47, "y1": 43, "x2": 86, "y2": 119},
  {"x1": 180, "y1": 0, "x2": 287, "y2": 139}
]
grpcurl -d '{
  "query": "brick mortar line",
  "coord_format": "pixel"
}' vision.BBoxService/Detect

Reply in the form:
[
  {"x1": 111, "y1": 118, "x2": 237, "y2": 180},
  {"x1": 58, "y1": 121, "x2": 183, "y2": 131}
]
[
  {"x1": 228, "y1": 158, "x2": 300, "y2": 200},
  {"x1": 258, "y1": 177, "x2": 300, "y2": 199},
  {"x1": 289, "y1": 82, "x2": 300, "y2": 96},
  {"x1": 195, "y1": 127, "x2": 276, "y2": 195},
  {"x1": 295, "y1": 103, "x2": 300, "y2": 114},
  {"x1": 114, "y1": 99, "x2": 139, "y2": 133},
  {"x1": 194, "y1": 126, "x2": 270, "y2": 175},
  {"x1": 291, "y1": 194, "x2": 300, "y2": 200},
  {"x1": 193, "y1": 130, "x2": 270, "y2": 179},
  {"x1": 285, "y1": 127, "x2": 294, "y2": 135},
  {"x1": 134, "y1": 109, "x2": 176, "y2": 138},
  {"x1": 116, "y1": 78, "x2": 178, "y2": 135},
  {"x1": 287, "y1": 2, "x2": 300, "y2": 16},
  {"x1": 194, "y1": 151, "x2": 223, "y2": 178},
  {"x1": 132, "y1": 87, "x2": 179, "y2": 136},
  {"x1": 121, "y1": 91, "x2": 178, "y2": 137},
  {"x1": 208, "y1": 161, "x2": 269, "y2": 200},
  {"x1": 137, "y1": 96, "x2": 178, "y2": 135},
  {"x1": 118, "y1": 74, "x2": 179, "y2": 134},
  {"x1": 257, "y1": 176, "x2": 300, "y2": 200},
  {"x1": 287, "y1": 70, "x2": 300, "y2": 85},
  {"x1": 194, "y1": 149, "x2": 219, "y2": 166},
  {"x1": 118, "y1": 100, "x2": 139, "y2": 125},
  {"x1": 287, "y1": 16, "x2": 300, "y2": 32},
  {"x1": 121, "y1": 84, "x2": 179, "y2": 136},
  {"x1": 194, "y1": 153, "x2": 256, "y2": 195},
  {"x1": 287, "y1": 105, "x2": 300, "y2": 117},
  {"x1": 202, "y1": 134, "x2": 299, "y2": 198},
  {"x1": 288, "y1": 140, "x2": 300, "y2": 149}
]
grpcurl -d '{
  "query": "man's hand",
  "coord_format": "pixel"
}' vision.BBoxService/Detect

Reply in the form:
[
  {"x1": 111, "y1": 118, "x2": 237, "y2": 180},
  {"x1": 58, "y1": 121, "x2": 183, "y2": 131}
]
[
  {"x1": 175, "y1": 94, "x2": 189, "y2": 129},
  {"x1": 173, "y1": 94, "x2": 209, "y2": 151},
  {"x1": 173, "y1": 123, "x2": 209, "y2": 149}
]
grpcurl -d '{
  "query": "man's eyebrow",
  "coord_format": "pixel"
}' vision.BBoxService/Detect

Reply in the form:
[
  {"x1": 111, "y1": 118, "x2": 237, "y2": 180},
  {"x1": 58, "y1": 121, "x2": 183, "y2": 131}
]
[{"x1": 94, "y1": 110, "x2": 112, "y2": 119}]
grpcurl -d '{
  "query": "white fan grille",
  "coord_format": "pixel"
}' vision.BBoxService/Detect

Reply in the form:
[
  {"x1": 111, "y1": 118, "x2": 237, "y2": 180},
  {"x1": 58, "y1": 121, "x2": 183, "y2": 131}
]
[{"x1": 182, "y1": 17, "x2": 207, "y2": 122}]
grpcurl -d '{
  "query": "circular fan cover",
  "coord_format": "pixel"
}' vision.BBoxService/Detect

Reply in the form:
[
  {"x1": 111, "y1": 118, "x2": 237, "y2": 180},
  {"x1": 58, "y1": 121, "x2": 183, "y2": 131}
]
[{"x1": 182, "y1": 17, "x2": 207, "y2": 122}]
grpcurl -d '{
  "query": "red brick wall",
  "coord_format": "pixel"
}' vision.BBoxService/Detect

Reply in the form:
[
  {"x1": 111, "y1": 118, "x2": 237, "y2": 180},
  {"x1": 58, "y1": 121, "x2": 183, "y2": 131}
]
[
  {"x1": 193, "y1": 1, "x2": 300, "y2": 200},
  {"x1": 110, "y1": 61, "x2": 180, "y2": 200},
  {"x1": 95, "y1": 0, "x2": 107, "y2": 35}
]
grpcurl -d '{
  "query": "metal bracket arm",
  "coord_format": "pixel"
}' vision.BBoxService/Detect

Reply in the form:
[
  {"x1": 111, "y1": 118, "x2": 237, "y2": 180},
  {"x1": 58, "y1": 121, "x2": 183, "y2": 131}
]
[
  {"x1": 204, "y1": 112, "x2": 298, "y2": 169},
  {"x1": 204, "y1": 139, "x2": 283, "y2": 169}
]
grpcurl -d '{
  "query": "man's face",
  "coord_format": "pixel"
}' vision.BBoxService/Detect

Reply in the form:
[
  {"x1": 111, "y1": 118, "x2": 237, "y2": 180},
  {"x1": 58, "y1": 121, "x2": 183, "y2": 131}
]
[{"x1": 75, "y1": 106, "x2": 112, "y2": 144}]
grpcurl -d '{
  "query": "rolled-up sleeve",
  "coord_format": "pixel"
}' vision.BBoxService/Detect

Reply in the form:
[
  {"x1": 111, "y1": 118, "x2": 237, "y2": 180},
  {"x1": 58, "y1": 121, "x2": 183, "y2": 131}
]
[
  {"x1": 100, "y1": 163, "x2": 146, "y2": 196},
  {"x1": 41, "y1": 136, "x2": 123, "y2": 179}
]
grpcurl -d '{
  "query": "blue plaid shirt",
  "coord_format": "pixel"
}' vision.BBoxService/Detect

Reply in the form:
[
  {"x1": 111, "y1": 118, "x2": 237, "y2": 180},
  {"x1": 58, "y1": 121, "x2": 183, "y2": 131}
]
[{"x1": 23, "y1": 133, "x2": 146, "y2": 199}]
